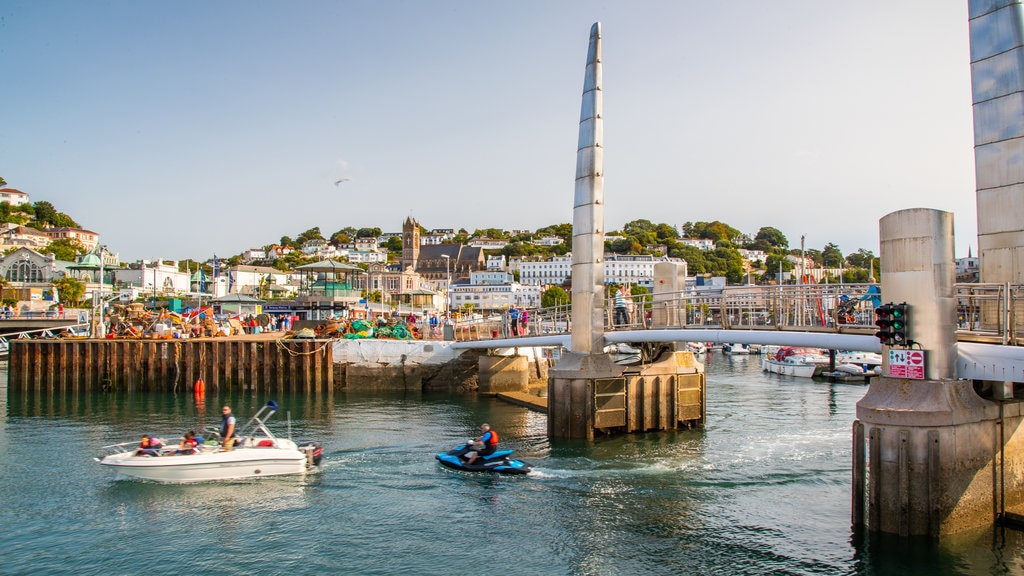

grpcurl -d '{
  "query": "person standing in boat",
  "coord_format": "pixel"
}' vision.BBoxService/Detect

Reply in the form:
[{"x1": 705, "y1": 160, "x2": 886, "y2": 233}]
[
  {"x1": 464, "y1": 423, "x2": 499, "y2": 466},
  {"x1": 220, "y1": 406, "x2": 237, "y2": 450}
]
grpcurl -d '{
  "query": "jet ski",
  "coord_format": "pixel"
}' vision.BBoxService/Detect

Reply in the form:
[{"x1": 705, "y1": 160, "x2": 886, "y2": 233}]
[{"x1": 435, "y1": 442, "x2": 533, "y2": 475}]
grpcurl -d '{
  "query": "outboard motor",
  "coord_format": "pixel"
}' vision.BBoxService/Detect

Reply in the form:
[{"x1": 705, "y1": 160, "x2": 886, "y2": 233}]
[{"x1": 298, "y1": 441, "x2": 323, "y2": 467}]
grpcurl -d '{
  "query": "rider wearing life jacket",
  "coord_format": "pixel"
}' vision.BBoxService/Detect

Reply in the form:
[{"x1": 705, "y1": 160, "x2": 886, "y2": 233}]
[{"x1": 465, "y1": 423, "x2": 499, "y2": 465}]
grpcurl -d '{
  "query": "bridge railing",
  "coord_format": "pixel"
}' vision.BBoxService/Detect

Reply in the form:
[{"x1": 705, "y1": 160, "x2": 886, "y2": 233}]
[
  {"x1": 605, "y1": 283, "x2": 882, "y2": 332},
  {"x1": 460, "y1": 283, "x2": 1024, "y2": 345},
  {"x1": 954, "y1": 282, "x2": 1024, "y2": 345}
]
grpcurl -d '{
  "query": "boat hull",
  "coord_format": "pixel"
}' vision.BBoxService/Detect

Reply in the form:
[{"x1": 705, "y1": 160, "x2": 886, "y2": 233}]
[
  {"x1": 761, "y1": 357, "x2": 822, "y2": 378},
  {"x1": 99, "y1": 447, "x2": 310, "y2": 483}
]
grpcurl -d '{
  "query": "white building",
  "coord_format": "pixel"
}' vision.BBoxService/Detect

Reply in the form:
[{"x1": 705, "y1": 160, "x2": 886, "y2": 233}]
[
  {"x1": 679, "y1": 238, "x2": 716, "y2": 251},
  {"x1": 0, "y1": 188, "x2": 30, "y2": 205},
  {"x1": 486, "y1": 255, "x2": 506, "y2": 271},
  {"x1": 242, "y1": 247, "x2": 267, "y2": 262},
  {"x1": 112, "y1": 260, "x2": 191, "y2": 296},
  {"x1": 449, "y1": 278, "x2": 541, "y2": 313},
  {"x1": 518, "y1": 253, "x2": 684, "y2": 288},
  {"x1": 519, "y1": 255, "x2": 573, "y2": 286},
  {"x1": 346, "y1": 249, "x2": 387, "y2": 263},
  {"x1": 532, "y1": 235, "x2": 565, "y2": 247}
]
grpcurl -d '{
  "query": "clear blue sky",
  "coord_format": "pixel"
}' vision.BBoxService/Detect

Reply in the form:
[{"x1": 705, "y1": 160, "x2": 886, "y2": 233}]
[{"x1": 1, "y1": 1, "x2": 976, "y2": 262}]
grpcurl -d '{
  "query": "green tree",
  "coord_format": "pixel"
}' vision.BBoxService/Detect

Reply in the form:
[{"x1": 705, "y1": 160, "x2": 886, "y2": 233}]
[
  {"x1": 682, "y1": 221, "x2": 741, "y2": 242},
  {"x1": 822, "y1": 243, "x2": 844, "y2": 268},
  {"x1": 280, "y1": 235, "x2": 298, "y2": 248},
  {"x1": 384, "y1": 236, "x2": 402, "y2": 252},
  {"x1": 53, "y1": 276, "x2": 85, "y2": 304},
  {"x1": 753, "y1": 226, "x2": 788, "y2": 249},
  {"x1": 32, "y1": 201, "x2": 59, "y2": 226},
  {"x1": 355, "y1": 227, "x2": 382, "y2": 238},
  {"x1": 296, "y1": 227, "x2": 324, "y2": 244},
  {"x1": 43, "y1": 238, "x2": 85, "y2": 261},
  {"x1": 845, "y1": 248, "x2": 876, "y2": 269},
  {"x1": 0, "y1": 176, "x2": 6, "y2": 187},
  {"x1": 541, "y1": 286, "x2": 570, "y2": 308}
]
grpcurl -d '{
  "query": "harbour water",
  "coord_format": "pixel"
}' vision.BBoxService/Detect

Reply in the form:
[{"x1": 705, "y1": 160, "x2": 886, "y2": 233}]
[{"x1": 3, "y1": 354, "x2": 1024, "y2": 575}]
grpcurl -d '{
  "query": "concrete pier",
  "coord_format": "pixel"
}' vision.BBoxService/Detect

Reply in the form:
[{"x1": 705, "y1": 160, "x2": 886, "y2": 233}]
[{"x1": 854, "y1": 208, "x2": 1024, "y2": 536}]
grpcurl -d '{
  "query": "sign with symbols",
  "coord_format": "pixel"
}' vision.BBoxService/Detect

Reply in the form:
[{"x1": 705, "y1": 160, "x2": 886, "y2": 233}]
[{"x1": 888, "y1": 349, "x2": 925, "y2": 379}]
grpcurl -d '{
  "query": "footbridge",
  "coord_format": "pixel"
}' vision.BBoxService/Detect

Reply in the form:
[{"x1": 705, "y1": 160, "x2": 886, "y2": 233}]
[{"x1": 452, "y1": 282, "x2": 1024, "y2": 383}]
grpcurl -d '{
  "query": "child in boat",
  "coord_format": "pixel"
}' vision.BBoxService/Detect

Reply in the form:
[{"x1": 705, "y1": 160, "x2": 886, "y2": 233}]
[
  {"x1": 134, "y1": 434, "x2": 163, "y2": 457},
  {"x1": 177, "y1": 431, "x2": 199, "y2": 455}
]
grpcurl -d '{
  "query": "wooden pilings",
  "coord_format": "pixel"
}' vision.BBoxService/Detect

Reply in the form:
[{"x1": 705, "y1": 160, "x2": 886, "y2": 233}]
[{"x1": 8, "y1": 338, "x2": 333, "y2": 394}]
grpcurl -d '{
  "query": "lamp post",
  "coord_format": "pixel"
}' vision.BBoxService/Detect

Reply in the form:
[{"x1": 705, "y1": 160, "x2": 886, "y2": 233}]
[
  {"x1": 441, "y1": 254, "x2": 451, "y2": 318},
  {"x1": 96, "y1": 245, "x2": 107, "y2": 338}
]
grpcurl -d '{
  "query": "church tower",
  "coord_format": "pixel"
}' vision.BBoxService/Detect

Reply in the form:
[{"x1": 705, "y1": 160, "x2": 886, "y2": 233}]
[{"x1": 402, "y1": 217, "x2": 420, "y2": 271}]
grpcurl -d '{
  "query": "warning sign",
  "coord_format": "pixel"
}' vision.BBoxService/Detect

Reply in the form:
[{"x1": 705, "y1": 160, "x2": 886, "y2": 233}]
[{"x1": 888, "y1": 349, "x2": 925, "y2": 379}]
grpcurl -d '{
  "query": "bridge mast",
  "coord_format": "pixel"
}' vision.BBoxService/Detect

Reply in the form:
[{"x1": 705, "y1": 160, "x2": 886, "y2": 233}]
[{"x1": 570, "y1": 22, "x2": 606, "y2": 355}]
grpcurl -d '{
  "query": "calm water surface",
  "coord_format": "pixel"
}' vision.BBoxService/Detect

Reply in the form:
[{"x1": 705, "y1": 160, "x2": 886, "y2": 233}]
[{"x1": 3, "y1": 354, "x2": 1024, "y2": 575}]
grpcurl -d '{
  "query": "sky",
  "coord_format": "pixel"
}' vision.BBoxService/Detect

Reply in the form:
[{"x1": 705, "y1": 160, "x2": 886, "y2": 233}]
[{"x1": 1, "y1": 1, "x2": 978, "y2": 263}]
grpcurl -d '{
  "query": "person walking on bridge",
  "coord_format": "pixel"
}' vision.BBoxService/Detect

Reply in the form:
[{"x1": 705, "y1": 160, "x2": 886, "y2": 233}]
[{"x1": 614, "y1": 285, "x2": 630, "y2": 326}]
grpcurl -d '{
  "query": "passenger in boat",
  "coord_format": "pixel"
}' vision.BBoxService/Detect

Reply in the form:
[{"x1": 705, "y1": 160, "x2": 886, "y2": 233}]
[
  {"x1": 464, "y1": 423, "x2": 499, "y2": 466},
  {"x1": 220, "y1": 406, "x2": 237, "y2": 450},
  {"x1": 177, "y1": 431, "x2": 199, "y2": 455},
  {"x1": 135, "y1": 434, "x2": 162, "y2": 457}
]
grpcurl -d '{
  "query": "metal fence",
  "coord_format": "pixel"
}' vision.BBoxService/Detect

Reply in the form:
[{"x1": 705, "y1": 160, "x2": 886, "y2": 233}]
[{"x1": 503, "y1": 283, "x2": 1024, "y2": 345}]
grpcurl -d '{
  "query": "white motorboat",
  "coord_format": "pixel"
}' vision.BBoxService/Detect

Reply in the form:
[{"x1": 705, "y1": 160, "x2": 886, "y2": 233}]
[
  {"x1": 604, "y1": 342, "x2": 642, "y2": 365},
  {"x1": 685, "y1": 342, "x2": 707, "y2": 355},
  {"x1": 762, "y1": 347, "x2": 830, "y2": 378},
  {"x1": 722, "y1": 343, "x2": 751, "y2": 355},
  {"x1": 95, "y1": 401, "x2": 322, "y2": 483},
  {"x1": 835, "y1": 351, "x2": 882, "y2": 370}
]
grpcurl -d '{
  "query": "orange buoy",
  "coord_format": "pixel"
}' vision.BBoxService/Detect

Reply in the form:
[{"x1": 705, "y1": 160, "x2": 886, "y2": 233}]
[{"x1": 193, "y1": 378, "x2": 205, "y2": 397}]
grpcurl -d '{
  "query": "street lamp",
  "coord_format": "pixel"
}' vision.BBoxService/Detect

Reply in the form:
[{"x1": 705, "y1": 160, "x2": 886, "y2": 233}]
[
  {"x1": 440, "y1": 254, "x2": 451, "y2": 318},
  {"x1": 95, "y1": 245, "x2": 107, "y2": 338}
]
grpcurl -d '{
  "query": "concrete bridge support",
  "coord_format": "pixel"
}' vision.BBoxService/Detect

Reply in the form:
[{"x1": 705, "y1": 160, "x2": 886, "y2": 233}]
[
  {"x1": 854, "y1": 208, "x2": 1024, "y2": 536},
  {"x1": 549, "y1": 350, "x2": 705, "y2": 440}
]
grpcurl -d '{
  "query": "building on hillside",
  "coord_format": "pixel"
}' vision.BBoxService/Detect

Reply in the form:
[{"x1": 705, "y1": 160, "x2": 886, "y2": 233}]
[
  {"x1": 265, "y1": 245, "x2": 295, "y2": 260},
  {"x1": 401, "y1": 217, "x2": 485, "y2": 291},
  {"x1": 0, "y1": 225, "x2": 50, "y2": 251},
  {"x1": 679, "y1": 238, "x2": 716, "y2": 251},
  {"x1": 605, "y1": 254, "x2": 685, "y2": 288},
  {"x1": 354, "y1": 237, "x2": 379, "y2": 251},
  {"x1": 519, "y1": 255, "x2": 573, "y2": 286},
  {"x1": 420, "y1": 233, "x2": 447, "y2": 246},
  {"x1": 486, "y1": 255, "x2": 506, "y2": 271},
  {"x1": 956, "y1": 249, "x2": 980, "y2": 282},
  {"x1": 468, "y1": 237, "x2": 508, "y2": 250},
  {"x1": 242, "y1": 248, "x2": 267, "y2": 262},
  {"x1": 449, "y1": 274, "x2": 541, "y2": 313},
  {"x1": 532, "y1": 235, "x2": 564, "y2": 247},
  {"x1": 43, "y1": 227, "x2": 99, "y2": 252},
  {"x1": 0, "y1": 188, "x2": 30, "y2": 205},
  {"x1": 0, "y1": 247, "x2": 73, "y2": 314}
]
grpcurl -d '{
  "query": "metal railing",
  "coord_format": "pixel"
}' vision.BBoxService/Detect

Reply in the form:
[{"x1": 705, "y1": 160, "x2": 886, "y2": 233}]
[{"x1": 455, "y1": 283, "x2": 1024, "y2": 345}]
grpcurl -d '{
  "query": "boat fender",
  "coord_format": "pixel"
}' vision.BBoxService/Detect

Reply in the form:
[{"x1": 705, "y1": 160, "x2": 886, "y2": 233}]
[{"x1": 193, "y1": 378, "x2": 205, "y2": 397}]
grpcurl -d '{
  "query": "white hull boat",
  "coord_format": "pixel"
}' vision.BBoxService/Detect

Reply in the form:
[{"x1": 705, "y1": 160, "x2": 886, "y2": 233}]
[
  {"x1": 96, "y1": 401, "x2": 322, "y2": 483},
  {"x1": 762, "y1": 347, "x2": 830, "y2": 378},
  {"x1": 722, "y1": 343, "x2": 751, "y2": 355}
]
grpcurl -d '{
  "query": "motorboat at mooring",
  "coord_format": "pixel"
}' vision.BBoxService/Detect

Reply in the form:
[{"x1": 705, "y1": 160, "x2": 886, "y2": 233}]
[
  {"x1": 95, "y1": 401, "x2": 323, "y2": 483},
  {"x1": 761, "y1": 347, "x2": 831, "y2": 378},
  {"x1": 436, "y1": 442, "x2": 533, "y2": 475}
]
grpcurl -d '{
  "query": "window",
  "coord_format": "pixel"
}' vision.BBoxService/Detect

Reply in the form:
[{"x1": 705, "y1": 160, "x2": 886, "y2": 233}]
[{"x1": 6, "y1": 259, "x2": 43, "y2": 282}]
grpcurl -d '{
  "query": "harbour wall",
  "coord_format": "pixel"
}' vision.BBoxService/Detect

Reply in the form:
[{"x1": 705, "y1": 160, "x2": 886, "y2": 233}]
[{"x1": 7, "y1": 338, "x2": 552, "y2": 394}]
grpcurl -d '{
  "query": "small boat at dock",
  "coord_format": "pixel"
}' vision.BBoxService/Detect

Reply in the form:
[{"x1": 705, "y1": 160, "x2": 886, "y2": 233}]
[{"x1": 762, "y1": 347, "x2": 830, "y2": 378}]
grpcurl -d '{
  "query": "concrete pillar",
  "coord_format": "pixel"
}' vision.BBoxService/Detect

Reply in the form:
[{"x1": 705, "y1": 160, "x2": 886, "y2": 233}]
[
  {"x1": 478, "y1": 354, "x2": 529, "y2": 394},
  {"x1": 856, "y1": 208, "x2": 1022, "y2": 536},
  {"x1": 877, "y1": 209, "x2": 957, "y2": 379}
]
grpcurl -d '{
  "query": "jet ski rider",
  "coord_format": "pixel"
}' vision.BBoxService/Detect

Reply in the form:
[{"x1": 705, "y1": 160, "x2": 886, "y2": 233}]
[{"x1": 465, "y1": 423, "x2": 499, "y2": 466}]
